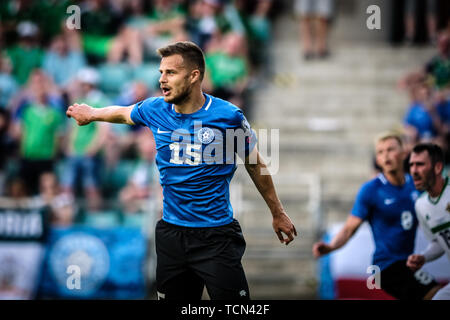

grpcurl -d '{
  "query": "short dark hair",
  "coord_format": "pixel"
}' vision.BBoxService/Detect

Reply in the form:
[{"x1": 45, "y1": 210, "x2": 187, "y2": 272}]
[
  {"x1": 157, "y1": 41, "x2": 205, "y2": 80},
  {"x1": 411, "y1": 143, "x2": 445, "y2": 166}
]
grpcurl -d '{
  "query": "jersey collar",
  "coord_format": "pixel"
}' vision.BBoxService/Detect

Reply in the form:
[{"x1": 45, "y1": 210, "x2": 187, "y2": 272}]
[
  {"x1": 377, "y1": 173, "x2": 409, "y2": 186},
  {"x1": 170, "y1": 93, "x2": 212, "y2": 115},
  {"x1": 427, "y1": 176, "x2": 448, "y2": 205}
]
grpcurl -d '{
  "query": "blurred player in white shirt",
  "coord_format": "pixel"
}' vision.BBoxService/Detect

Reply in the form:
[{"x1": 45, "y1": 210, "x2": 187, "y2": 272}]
[{"x1": 408, "y1": 143, "x2": 450, "y2": 300}]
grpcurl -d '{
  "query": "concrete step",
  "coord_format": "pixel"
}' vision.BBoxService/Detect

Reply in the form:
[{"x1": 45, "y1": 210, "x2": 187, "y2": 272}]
[
  {"x1": 252, "y1": 118, "x2": 403, "y2": 136},
  {"x1": 243, "y1": 258, "x2": 318, "y2": 299}
]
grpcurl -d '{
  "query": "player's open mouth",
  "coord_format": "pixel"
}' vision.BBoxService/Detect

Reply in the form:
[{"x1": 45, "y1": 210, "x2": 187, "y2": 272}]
[
  {"x1": 412, "y1": 176, "x2": 423, "y2": 184},
  {"x1": 161, "y1": 87, "x2": 171, "y2": 96}
]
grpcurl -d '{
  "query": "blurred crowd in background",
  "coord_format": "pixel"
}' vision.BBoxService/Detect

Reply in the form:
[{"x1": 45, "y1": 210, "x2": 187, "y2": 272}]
[
  {"x1": 0, "y1": 0, "x2": 277, "y2": 228},
  {"x1": 397, "y1": 28, "x2": 450, "y2": 171}
]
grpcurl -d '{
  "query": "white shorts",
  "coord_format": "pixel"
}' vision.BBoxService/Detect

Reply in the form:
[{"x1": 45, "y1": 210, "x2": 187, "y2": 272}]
[
  {"x1": 295, "y1": 0, "x2": 334, "y2": 18},
  {"x1": 433, "y1": 282, "x2": 450, "y2": 300}
]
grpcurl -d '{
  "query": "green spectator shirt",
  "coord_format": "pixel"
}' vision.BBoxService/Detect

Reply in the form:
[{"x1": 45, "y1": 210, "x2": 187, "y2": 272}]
[
  {"x1": 206, "y1": 52, "x2": 248, "y2": 88},
  {"x1": 148, "y1": 4, "x2": 185, "y2": 22},
  {"x1": 7, "y1": 45, "x2": 43, "y2": 85},
  {"x1": 21, "y1": 104, "x2": 63, "y2": 159},
  {"x1": 427, "y1": 56, "x2": 450, "y2": 89},
  {"x1": 72, "y1": 119, "x2": 98, "y2": 156},
  {"x1": 81, "y1": 6, "x2": 120, "y2": 58},
  {"x1": 71, "y1": 93, "x2": 109, "y2": 156}
]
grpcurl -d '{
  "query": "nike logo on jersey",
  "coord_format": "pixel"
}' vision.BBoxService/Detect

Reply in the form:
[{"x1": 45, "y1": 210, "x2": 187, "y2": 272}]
[
  {"x1": 384, "y1": 198, "x2": 396, "y2": 205},
  {"x1": 157, "y1": 128, "x2": 171, "y2": 134}
]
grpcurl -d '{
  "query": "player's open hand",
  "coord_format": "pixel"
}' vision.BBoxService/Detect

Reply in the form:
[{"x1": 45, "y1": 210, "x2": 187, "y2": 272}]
[
  {"x1": 272, "y1": 213, "x2": 297, "y2": 246},
  {"x1": 406, "y1": 254, "x2": 425, "y2": 272},
  {"x1": 66, "y1": 103, "x2": 94, "y2": 126},
  {"x1": 312, "y1": 241, "x2": 333, "y2": 258}
]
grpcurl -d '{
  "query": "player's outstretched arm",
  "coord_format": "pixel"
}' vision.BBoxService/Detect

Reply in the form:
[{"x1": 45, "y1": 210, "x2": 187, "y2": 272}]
[
  {"x1": 244, "y1": 147, "x2": 297, "y2": 245},
  {"x1": 66, "y1": 103, "x2": 135, "y2": 126},
  {"x1": 312, "y1": 215, "x2": 363, "y2": 258}
]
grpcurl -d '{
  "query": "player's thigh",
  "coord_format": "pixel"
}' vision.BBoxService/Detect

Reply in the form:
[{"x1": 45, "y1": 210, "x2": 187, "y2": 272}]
[
  {"x1": 193, "y1": 221, "x2": 250, "y2": 300},
  {"x1": 157, "y1": 269, "x2": 205, "y2": 300},
  {"x1": 155, "y1": 220, "x2": 190, "y2": 293},
  {"x1": 381, "y1": 260, "x2": 438, "y2": 300},
  {"x1": 202, "y1": 262, "x2": 250, "y2": 300},
  {"x1": 155, "y1": 219, "x2": 186, "y2": 265},
  {"x1": 432, "y1": 282, "x2": 450, "y2": 300}
]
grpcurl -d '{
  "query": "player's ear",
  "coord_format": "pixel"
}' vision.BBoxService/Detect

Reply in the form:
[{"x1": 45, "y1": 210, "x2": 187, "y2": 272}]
[
  {"x1": 190, "y1": 69, "x2": 201, "y2": 84},
  {"x1": 434, "y1": 161, "x2": 443, "y2": 176}
]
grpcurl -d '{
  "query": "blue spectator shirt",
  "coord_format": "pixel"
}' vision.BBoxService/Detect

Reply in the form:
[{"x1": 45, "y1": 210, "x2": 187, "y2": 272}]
[
  {"x1": 437, "y1": 100, "x2": 450, "y2": 125},
  {"x1": 403, "y1": 102, "x2": 438, "y2": 139},
  {"x1": 351, "y1": 173, "x2": 420, "y2": 270},
  {"x1": 130, "y1": 93, "x2": 257, "y2": 227},
  {"x1": 42, "y1": 50, "x2": 86, "y2": 87}
]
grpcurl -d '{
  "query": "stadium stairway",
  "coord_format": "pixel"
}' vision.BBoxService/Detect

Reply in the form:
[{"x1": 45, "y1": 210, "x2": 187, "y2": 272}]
[{"x1": 231, "y1": 5, "x2": 435, "y2": 299}]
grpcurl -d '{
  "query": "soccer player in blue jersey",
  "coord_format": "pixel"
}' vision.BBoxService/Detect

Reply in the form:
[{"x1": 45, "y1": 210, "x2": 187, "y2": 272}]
[
  {"x1": 312, "y1": 132, "x2": 441, "y2": 299},
  {"x1": 66, "y1": 41, "x2": 297, "y2": 300}
]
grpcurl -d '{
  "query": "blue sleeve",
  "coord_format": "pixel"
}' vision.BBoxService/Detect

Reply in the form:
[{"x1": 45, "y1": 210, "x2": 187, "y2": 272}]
[
  {"x1": 234, "y1": 109, "x2": 257, "y2": 156},
  {"x1": 351, "y1": 182, "x2": 372, "y2": 220},
  {"x1": 130, "y1": 97, "x2": 156, "y2": 127}
]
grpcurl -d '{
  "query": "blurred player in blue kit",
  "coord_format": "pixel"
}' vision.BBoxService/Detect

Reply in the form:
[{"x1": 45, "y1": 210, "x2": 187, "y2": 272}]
[
  {"x1": 312, "y1": 132, "x2": 442, "y2": 299},
  {"x1": 66, "y1": 41, "x2": 297, "y2": 300}
]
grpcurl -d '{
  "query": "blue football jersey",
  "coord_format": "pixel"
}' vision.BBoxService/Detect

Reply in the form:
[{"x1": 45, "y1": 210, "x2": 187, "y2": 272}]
[
  {"x1": 130, "y1": 93, "x2": 257, "y2": 227},
  {"x1": 351, "y1": 173, "x2": 420, "y2": 270}
]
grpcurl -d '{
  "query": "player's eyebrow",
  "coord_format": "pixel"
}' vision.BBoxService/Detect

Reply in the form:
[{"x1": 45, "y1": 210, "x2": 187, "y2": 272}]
[{"x1": 159, "y1": 68, "x2": 178, "y2": 73}]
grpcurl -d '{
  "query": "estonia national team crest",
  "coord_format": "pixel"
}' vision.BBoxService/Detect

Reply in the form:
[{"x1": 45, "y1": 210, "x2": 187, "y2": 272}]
[{"x1": 198, "y1": 127, "x2": 215, "y2": 144}]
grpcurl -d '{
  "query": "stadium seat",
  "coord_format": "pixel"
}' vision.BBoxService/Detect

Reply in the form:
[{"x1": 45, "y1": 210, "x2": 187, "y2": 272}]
[
  {"x1": 131, "y1": 63, "x2": 161, "y2": 91},
  {"x1": 122, "y1": 212, "x2": 145, "y2": 228},
  {"x1": 100, "y1": 159, "x2": 137, "y2": 198},
  {"x1": 83, "y1": 210, "x2": 121, "y2": 227},
  {"x1": 98, "y1": 63, "x2": 133, "y2": 96}
]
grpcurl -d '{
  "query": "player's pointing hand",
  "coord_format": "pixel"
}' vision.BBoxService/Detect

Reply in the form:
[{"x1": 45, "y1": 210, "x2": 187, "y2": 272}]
[{"x1": 66, "y1": 103, "x2": 94, "y2": 126}]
